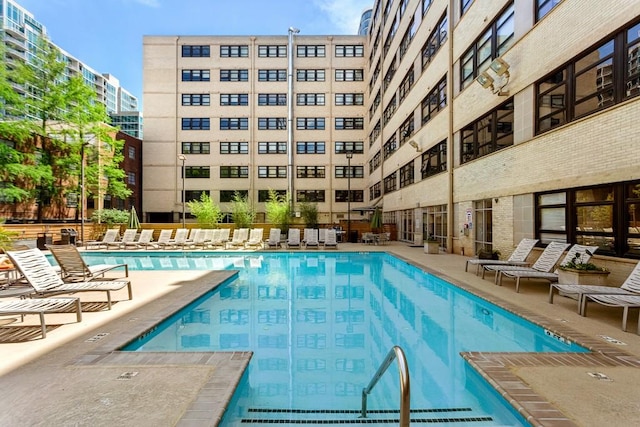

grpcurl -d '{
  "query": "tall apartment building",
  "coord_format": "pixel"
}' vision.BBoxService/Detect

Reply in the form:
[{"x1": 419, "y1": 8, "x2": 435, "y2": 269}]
[
  {"x1": 143, "y1": 35, "x2": 367, "y2": 224},
  {"x1": 144, "y1": 0, "x2": 640, "y2": 260}
]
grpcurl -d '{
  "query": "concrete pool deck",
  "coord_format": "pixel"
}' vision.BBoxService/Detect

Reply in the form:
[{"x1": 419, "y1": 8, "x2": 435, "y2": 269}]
[{"x1": 0, "y1": 243, "x2": 639, "y2": 426}]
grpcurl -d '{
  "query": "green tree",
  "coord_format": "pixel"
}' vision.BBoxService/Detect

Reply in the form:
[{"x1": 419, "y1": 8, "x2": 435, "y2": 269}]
[
  {"x1": 264, "y1": 190, "x2": 291, "y2": 233},
  {"x1": 299, "y1": 202, "x2": 319, "y2": 228},
  {"x1": 187, "y1": 193, "x2": 224, "y2": 228},
  {"x1": 231, "y1": 191, "x2": 256, "y2": 228}
]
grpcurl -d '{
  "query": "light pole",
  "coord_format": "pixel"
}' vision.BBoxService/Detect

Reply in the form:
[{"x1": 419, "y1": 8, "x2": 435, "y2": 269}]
[
  {"x1": 178, "y1": 154, "x2": 186, "y2": 227},
  {"x1": 346, "y1": 152, "x2": 353, "y2": 243}
]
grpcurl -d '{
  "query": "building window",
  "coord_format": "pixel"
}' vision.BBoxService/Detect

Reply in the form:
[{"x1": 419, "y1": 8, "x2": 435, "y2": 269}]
[
  {"x1": 335, "y1": 190, "x2": 364, "y2": 202},
  {"x1": 182, "y1": 142, "x2": 211, "y2": 154},
  {"x1": 421, "y1": 140, "x2": 447, "y2": 178},
  {"x1": 220, "y1": 166, "x2": 249, "y2": 178},
  {"x1": 383, "y1": 94, "x2": 397, "y2": 125},
  {"x1": 258, "y1": 45, "x2": 287, "y2": 57},
  {"x1": 182, "y1": 94, "x2": 210, "y2": 106},
  {"x1": 296, "y1": 166, "x2": 326, "y2": 178},
  {"x1": 383, "y1": 135, "x2": 397, "y2": 160},
  {"x1": 258, "y1": 69, "x2": 287, "y2": 82},
  {"x1": 399, "y1": 161, "x2": 414, "y2": 188},
  {"x1": 399, "y1": 115, "x2": 414, "y2": 145},
  {"x1": 259, "y1": 118, "x2": 287, "y2": 130},
  {"x1": 297, "y1": 45, "x2": 326, "y2": 57},
  {"x1": 335, "y1": 69, "x2": 364, "y2": 81},
  {"x1": 335, "y1": 165, "x2": 364, "y2": 178},
  {"x1": 127, "y1": 172, "x2": 136, "y2": 185},
  {"x1": 258, "y1": 142, "x2": 287, "y2": 154},
  {"x1": 460, "y1": 3, "x2": 514, "y2": 90},
  {"x1": 184, "y1": 190, "x2": 210, "y2": 202},
  {"x1": 220, "y1": 94, "x2": 248, "y2": 106},
  {"x1": 220, "y1": 45, "x2": 249, "y2": 57},
  {"x1": 383, "y1": 171, "x2": 397, "y2": 193},
  {"x1": 182, "y1": 118, "x2": 210, "y2": 130},
  {"x1": 220, "y1": 118, "x2": 249, "y2": 130},
  {"x1": 423, "y1": 0, "x2": 434, "y2": 16},
  {"x1": 128, "y1": 146, "x2": 135, "y2": 159},
  {"x1": 258, "y1": 189, "x2": 286, "y2": 202},
  {"x1": 421, "y1": 76, "x2": 447, "y2": 124},
  {"x1": 369, "y1": 150, "x2": 381, "y2": 173},
  {"x1": 398, "y1": 67, "x2": 415, "y2": 102},
  {"x1": 297, "y1": 141, "x2": 325, "y2": 154},
  {"x1": 335, "y1": 45, "x2": 364, "y2": 57},
  {"x1": 258, "y1": 166, "x2": 287, "y2": 178},
  {"x1": 297, "y1": 190, "x2": 325, "y2": 202},
  {"x1": 297, "y1": 69, "x2": 326, "y2": 82},
  {"x1": 461, "y1": 100, "x2": 514, "y2": 163},
  {"x1": 258, "y1": 94, "x2": 287, "y2": 106},
  {"x1": 182, "y1": 70, "x2": 210, "y2": 82},
  {"x1": 335, "y1": 141, "x2": 364, "y2": 154},
  {"x1": 220, "y1": 69, "x2": 249, "y2": 82},
  {"x1": 422, "y1": 13, "x2": 448, "y2": 69},
  {"x1": 335, "y1": 117, "x2": 363, "y2": 130},
  {"x1": 536, "y1": 0, "x2": 562, "y2": 22},
  {"x1": 536, "y1": 20, "x2": 640, "y2": 134},
  {"x1": 185, "y1": 166, "x2": 210, "y2": 178},
  {"x1": 461, "y1": 0, "x2": 474, "y2": 15},
  {"x1": 220, "y1": 142, "x2": 248, "y2": 154},
  {"x1": 297, "y1": 93, "x2": 325, "y2": 106},
  {"x1": 369, "y1": 120, "x2": 381, "y2": 146},
  {"x1": 399, "y1": 18, "x2": 418, "y2": 59},
  {"x1": 370, "y1": 181, "x2": 381, "y2": 200},
  {"x1": 182, "y1": 45, "x2": 210, "y2": 57},
  {"x1": 335, "y1": 93, "x2": 363, "y2": 106},
  {"x1": 297, "y1": 118, "x2": 325, "y2": 130},
  {"x1": 536, "y1": 180, "x2": 640, "y2": 258},
  {"x1": 220, "y1": 190, "x2": 248, "y2": 202}
]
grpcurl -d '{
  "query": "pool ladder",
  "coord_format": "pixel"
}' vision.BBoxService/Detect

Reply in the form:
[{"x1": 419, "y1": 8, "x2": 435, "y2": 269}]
[{"x1": 360, "y1": 345, "x2": 410, "y2": 427}]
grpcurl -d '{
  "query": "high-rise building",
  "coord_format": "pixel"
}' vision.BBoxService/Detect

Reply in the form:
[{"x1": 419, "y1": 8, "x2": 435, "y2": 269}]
[{"x1": 143, "y1": 0, "x2": 640, "y2": 260}]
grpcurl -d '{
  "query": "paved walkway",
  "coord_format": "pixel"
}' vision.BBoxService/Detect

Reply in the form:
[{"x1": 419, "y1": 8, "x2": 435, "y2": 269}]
[{"x1": 0, "y1": 243, "x2": 639, "y2": 427}]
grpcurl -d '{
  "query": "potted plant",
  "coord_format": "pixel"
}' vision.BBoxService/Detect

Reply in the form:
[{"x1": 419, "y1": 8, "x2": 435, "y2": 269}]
[
  {"x1": 558, "y1": 250, "x2": 609, "y2": 285},
  {"x1": 477, "y1": 248, "x2": 501, "y2": 260},
  {"x1": 424, "y1": 235, "x2": 440, "y2": 254}
]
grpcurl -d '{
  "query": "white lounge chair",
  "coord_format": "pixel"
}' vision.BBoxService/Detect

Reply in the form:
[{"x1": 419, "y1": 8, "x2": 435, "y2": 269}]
[
  {"x1": 286, "y1": 228, "x2": 301, "y2": 249},
  {"x1": 226, "y1": 228, "x2": 249, "y2": 249},
  {"x1": 303, "y1": 229, "x2": 319, "y2": 249},
  {"x1": 85, "y1": 229, "x2": 120, "y2": 250},
  {"x1": 550, "y1": 260, "x2": 640, "y2": 316},
  {"x1": 159, "y1": 228, "x2": 189, "y2": 249},
  {"x1": 244, "y1": 228, "x2": 264, "y2": 249},
  {"x1": 146, "y1": 229, "x2": 173, "y2": 249},
  {"x1": 122, "y1": 229, "x2": 154, "y2": 250},
  {"x1": 265, "y1": 228, "x2": 281, "y2": 249},
  {"x1": 7, "y1": 248, "x2": 133, "y2": 310},
  {"x1": 107, "y1": 229, "x2": 137, "y2": 250},
  {"x1": 466, "y1": 238, "x2": 539, "y2": 275},
  {"x1": 496, "y1": 244, "x2": 598, "y2": 292},
  {"x1": 483, "y1": 241, "x2": 570, "y2": 284},
  {"x1": 46, "y1": 244, "x2": 129, "y2": 282},
  {"x1": 0, "y1": 297, "x2": 83, "y2": 339},
  {"x1": 323, "y1": 229, "x2": 338, "y2": 249}
]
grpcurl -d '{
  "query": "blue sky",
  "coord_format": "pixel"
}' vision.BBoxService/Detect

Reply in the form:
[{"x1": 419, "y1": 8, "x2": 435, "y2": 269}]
[{"x1": 17, "y1": 0, "x2": 372, "y2": 106}]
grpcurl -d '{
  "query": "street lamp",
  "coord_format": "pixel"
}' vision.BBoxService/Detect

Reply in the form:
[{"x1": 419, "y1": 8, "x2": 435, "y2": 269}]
[
  {"x1": 178, "y1": 154, "x2": 186, "y2": 227},
  {"x1": 346, "y1": 152, "x2": 353, "y2": 243}
]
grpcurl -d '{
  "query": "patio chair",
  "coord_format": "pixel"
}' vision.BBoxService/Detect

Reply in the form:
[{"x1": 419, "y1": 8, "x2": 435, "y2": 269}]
[
  {"x1": 465, "y1": 238, "x2": 539, "y2": 275},
  {"x1": 550, "y1": 260, "x2": 640, "y2": 315},
  {"x1": 323, "y1": 229, "x2": 338, "y2": 249},
  {"x1": 0, "y1": 297, "x2": 83, "y2": 339},
  {"x1": 483, "y1": 241, "x2": 570, "y2": 284},
  {"x1": 286, "y1": 228, "x2": 301, "y2": 249},
  {"x1": 147, "y1": 229, "x2": 173, "y2": 249},
  {"x1": 362, "y1": 232, "x2": 375, "y2": 245},
  {"x1": 85, "y1": 229, "x2": 120, "y2": 250},
  {"x1": 7, "y1": 248, "x2": 132, "y2": 309},
  {"x1": 497, "y1": 244, "x2": 598, "y2": 292},
  {"x1": 303, "y1": 229, "x2": 319, "y2": 249},
  {"x1": 158, "y1": 228, "x2": 188, "y2": 249},
  {"x1": 226, "y1": 228, "x2": 249, "y2": 249},
  {"x1": 106, "y1": 229, "x2": 137, "y2": 250},
  {"x1": 122, "y1": 229, "x2": 154, "y2": 250},
  {"x1": 195, "y1": 229, "x2": 215, "y2": 249},
  {"x1": 185, "y1": 229, "x2": 207, "y2": 249},
  {"x1": 377, "y1": 232, "x2": 391, "y2": 245},
  {"x1": 265, "y1": 228, "x2": 281, "y2": 249},
  {"x1": 318, "y1": 229, "x2": 327, "y2": 245},
  {"x1": 244, "y1": 228, "x2": 264, "y2": 249},
  {"x1": 46, "y1": 244, "x2": 129, "y2": 282}
]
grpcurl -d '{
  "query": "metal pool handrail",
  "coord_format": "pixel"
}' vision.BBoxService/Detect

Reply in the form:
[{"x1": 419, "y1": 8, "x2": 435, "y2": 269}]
[{"x1": 360, "y1": 345, "x2": 410, "y2": 426}]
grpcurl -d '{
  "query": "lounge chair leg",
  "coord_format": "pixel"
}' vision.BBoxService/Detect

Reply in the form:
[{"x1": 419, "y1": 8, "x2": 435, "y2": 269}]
[
  {"x1": 622, "y1": 306, "x2": 629, "y2": 332},
  {"x1": 106, "y1": 292, "x2": 112, "y2": 310},
  {"x1": 515, "y1": 277, "x2": 521, "y2": 293},
  {"x1": 548, "y1": 286, "x2": 555, "y2": 304},
  {"x1": 74, "y1": 298, "x2": 83, "y2": 322},
  {"x1": 39, "y1": 312, "x2": 47, "y2": 338},
  {"x1": 127, "y1": 283, "x2": 133, "y2": 300},
  {"x1": 464, "y1": 261, "x2": 469, "y2": 272},
  {"x1": 581, "y1": 297, "x2": 588, "y2": 317}
]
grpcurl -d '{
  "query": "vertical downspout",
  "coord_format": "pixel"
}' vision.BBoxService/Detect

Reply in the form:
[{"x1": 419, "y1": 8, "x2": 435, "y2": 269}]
[
  {"x1": 287, "y1": 27, "x2": 300, "y2": 214},
  {"x1": 446, "y1": 2, "x2": 455, "y2": 253}
]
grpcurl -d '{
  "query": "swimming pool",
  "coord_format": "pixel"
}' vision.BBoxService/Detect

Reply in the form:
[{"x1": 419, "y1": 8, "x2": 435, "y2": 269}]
[{"x1": 82, "y1": 251, "x2": 587, "y2": 426}]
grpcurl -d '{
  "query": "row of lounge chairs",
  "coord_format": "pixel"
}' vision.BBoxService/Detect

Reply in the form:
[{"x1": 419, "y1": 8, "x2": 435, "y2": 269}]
[
  {"x1": 265, "y1": 228, "x2": 339, "y2": 250},
  {"x1": 466, "y1": 238, "x2": 640, "y2": 334},
  {"x1": 1, "y1": 246, "x2": 132, "y2": 339}
]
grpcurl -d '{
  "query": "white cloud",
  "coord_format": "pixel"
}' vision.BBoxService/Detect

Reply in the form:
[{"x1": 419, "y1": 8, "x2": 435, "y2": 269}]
[{"x1": 312, "y1": 0, "x2": 373, "y2": 34}]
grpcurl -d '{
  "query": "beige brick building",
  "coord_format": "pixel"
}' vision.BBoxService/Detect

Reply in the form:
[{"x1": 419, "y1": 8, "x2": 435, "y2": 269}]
[{"x1": 143, "y1": 0, "x2": 640, "y2": 259}]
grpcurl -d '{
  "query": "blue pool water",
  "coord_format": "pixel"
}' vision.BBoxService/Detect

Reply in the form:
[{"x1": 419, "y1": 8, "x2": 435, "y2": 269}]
[{"x1": 82, "y1": 251, "x2": 587, "y2": 426}]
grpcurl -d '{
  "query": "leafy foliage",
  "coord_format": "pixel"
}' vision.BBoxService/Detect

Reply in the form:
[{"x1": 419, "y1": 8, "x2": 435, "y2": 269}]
[
  {"x1": 187, "y1": 193, "x2": 224, "y2": 228},
  {"x1": 91, "y1": 209, "x2": 129, "y2": 227},
  {"x1": 560, "y1": 250, "x2": 607, "y2": 271},
  {"x1": 231, "y1": 191, "x2": 256, "y2": 228},
  {"x1": 264, "y1": 190, "x2": 291, "y2": 233},
  {"x1": 299, "y1": 202, "x2": 319, "y2": 228},
  {"x1": 0, "y1": 220, "x2": 18, "y2": 252}
]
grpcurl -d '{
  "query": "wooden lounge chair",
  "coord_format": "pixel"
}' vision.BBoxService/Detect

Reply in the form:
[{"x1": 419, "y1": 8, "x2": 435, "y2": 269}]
[
  {"x1": 0, "y1": 297, "x2": 82, "y2": 339},
  {"x1": 46, "y1": 244, "x2": 128, "y2": 282},
  {"x1": 85, "y1": 229, "x2": 119, "y2": 250},
  {"x1": 7, "y1": 248, "x2": 132, "y2": 310},
  {"x1": 465, "y1": 238, "x2": 539, "y2": 275}
]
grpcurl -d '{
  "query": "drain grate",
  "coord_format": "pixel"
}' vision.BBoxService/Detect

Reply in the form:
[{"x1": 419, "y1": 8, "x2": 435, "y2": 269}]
[
  {"x1": 117, "y1": 371, "x2": 139, "y2": 380},
  {"x1": 85, "y1": 332, "x2": 109, "y2": 342},
  {"x1": 587, "y1": 372, "x2": 612, "y2": 381},
  {"x1": 598, "y1": 335, "x2": 627, "y2": 345}
]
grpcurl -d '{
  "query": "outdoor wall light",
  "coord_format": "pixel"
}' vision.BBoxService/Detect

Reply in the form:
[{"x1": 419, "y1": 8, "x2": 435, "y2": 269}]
[
  {"x1": 490, "y1": 57, "x2": 510, "y2": 77},
  {"x1": 408, "y1": 140, "x2": 422, "y2": 152},
  {"x1": 476, "y1": 72, "x2": 494, "y2": 89},
  {"x1": 475, "y1": 57, "x2": 511, "y2": 96}
]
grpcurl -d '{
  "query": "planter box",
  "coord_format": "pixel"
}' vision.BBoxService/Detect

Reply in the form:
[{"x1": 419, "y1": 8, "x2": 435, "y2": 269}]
[
  {"x1": 557, "y1": 269, "x2": 610, "y2": 286},
  {"x1": 424, "y1": 241, "x2": 439, "y2": 254}
]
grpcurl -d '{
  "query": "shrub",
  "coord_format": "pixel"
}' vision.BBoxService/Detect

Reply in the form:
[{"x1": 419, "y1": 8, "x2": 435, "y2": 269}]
[
  {"x1": 187, "y1": 192, "x2": 224, "y2": 228},
  {"x1": 265, "y1": 190, "x2": 291, "y2": 233},
  {"x1": 231, "y1": 191, "x2": 256, "y2": 228}
]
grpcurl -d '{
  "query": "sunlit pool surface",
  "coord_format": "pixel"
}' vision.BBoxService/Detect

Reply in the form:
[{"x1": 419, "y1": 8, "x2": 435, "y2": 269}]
[{"x1": 80, "y1": 251, "x2": 588, "y2": 426}]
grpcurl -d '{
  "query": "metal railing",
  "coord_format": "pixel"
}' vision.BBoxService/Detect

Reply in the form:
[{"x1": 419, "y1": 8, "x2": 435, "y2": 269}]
[{"x1": 360, "y1": 345, "x2": 410, "y2": 426}]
